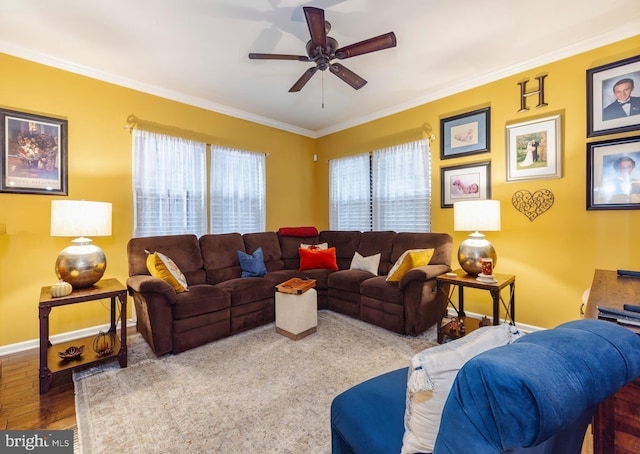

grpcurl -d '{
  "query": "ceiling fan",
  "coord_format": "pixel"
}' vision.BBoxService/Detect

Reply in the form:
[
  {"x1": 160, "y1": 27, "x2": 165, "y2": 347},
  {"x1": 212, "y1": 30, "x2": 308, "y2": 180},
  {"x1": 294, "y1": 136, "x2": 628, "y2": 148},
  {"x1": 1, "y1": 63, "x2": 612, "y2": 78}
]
[{"x1": 248, "y1": 6, "x2": 397, "y2": 92}]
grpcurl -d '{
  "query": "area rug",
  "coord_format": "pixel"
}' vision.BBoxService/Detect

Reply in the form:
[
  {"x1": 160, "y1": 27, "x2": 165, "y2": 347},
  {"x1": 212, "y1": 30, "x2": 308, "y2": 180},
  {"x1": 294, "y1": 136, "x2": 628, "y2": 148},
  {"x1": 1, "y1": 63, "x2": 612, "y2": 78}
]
[{"x1": 74, "y1": 311, "x2": 437, "y2": 453}]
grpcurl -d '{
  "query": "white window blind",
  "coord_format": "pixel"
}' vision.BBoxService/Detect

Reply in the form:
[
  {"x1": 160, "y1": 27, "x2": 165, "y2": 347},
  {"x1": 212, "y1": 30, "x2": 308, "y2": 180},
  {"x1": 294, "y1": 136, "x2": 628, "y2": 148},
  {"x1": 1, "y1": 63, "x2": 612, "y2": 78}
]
[
  {"x1": 329, "y1": 139, "x2": 431, "y2": 232},
  {"x1": 329, "y1": 153, "x2": 371, "y2": 230},
  {"x1": 373, "y1": 139, "x2": 431, "y2": 232},
  {"x1": 132, "y1": 130, "x2": 207, "y2": 237},
  {"x1": 210, "y1": 146, "x2": 266, "y2": 234}
]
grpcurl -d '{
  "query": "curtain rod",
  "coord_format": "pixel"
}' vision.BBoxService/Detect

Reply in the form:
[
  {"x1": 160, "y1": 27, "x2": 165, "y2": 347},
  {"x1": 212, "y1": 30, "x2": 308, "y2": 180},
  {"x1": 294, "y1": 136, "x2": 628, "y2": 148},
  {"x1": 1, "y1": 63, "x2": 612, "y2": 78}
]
[{"x1": 124, "y1": 114, "x2": 269, "y2": 156}]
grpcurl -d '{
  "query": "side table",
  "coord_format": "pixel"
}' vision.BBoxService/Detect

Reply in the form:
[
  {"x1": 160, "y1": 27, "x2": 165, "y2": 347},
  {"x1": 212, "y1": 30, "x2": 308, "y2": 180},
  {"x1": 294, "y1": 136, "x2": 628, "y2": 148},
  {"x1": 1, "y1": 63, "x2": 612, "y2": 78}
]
[
  {"x1": 39, "y1": 278, "x2": 128, "y2": 394},
  {"x1": 275, "y1": 278, "x2": 317, "y2": 340},
  {"x1": 436, "y1": 269, "x2": 515, "y2": 343}
]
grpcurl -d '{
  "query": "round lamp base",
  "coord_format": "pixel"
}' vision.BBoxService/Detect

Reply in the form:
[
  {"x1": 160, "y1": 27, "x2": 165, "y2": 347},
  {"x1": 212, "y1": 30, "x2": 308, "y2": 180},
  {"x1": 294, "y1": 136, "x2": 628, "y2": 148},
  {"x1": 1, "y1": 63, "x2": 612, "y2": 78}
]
[
  {"x1": 457, "y1": 234, "x2": 497, "y2": 276},
  {"x1": 55, "y1": 238, "x2": 107, "y2": 288}
]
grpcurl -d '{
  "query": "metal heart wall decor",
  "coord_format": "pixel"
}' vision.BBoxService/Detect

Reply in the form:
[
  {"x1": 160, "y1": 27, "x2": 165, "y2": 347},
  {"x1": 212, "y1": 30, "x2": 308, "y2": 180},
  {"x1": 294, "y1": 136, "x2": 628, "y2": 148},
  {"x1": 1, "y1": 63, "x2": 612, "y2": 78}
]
[{"x1": 512, "y1": 189, "x2": 554, "y2": 221}]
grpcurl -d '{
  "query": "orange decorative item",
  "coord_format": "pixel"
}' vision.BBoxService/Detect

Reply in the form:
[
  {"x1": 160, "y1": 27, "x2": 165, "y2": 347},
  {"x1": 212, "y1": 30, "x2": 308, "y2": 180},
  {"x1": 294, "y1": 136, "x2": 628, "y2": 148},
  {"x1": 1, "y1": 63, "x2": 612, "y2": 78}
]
[{"x1": 93, "y1": 331, "x2": 116, "y2": 356}]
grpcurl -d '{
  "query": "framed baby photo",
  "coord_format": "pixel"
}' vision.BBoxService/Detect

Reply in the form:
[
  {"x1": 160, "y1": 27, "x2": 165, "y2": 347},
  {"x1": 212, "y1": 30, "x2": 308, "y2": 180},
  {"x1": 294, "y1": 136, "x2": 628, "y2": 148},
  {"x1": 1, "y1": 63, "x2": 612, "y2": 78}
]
[
  {"x1": 587, "y1": 54, "x2": 640, "y2": 137},
  {"x1": 505, "y1": 114, "x2": 562, "y2": 182},
  {"x1": 0, "y1": 108, "x2": 68, "y2": 195},
  {"x1": 440, "y1": 107, "x2": 490, "y2": 160},
  {"x1": 587, "y1": 135, "x2": 640, "y2": 210},
  {"x1": 440, "y1": 161, "x2": 491, "y2": 208}
]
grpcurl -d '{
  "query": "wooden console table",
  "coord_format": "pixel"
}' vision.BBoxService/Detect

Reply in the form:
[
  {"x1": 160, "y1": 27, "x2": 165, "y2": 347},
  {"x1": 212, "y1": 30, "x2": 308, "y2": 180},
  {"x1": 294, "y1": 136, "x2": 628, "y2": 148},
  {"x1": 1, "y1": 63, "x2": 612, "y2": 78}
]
[
  {"x1": 436, "y1": 269, "x2": 515, "y2": 343},
  {"x1": 39, "y1": 278, "x2": 128, "y2": 394},
  {"x1": 585, "y1": 269, "x2": 640, "y2": 453}
]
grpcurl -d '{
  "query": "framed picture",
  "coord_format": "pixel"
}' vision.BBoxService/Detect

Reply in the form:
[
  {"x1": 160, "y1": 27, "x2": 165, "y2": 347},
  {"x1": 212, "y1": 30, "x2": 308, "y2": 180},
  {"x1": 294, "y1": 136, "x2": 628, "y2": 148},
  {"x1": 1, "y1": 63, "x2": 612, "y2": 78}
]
[
  {"x1": 505, "y1": 114, "x2": 562, "y2": 182},
  {"x1": 587, "y1": 135, "x2": 640, "y2": 210},
  {"x1": 587, "y1": 54, "x2": 640, "y2": 137},
  {"x1": 440, "y1": 107, "x2": 490, "y2": 159},
  {"x1": 0, "y1": 108, "x2": 67, "y2": 195},
  {"x1": 441, "y1": 161, "x2": 491, "y2": 208}
]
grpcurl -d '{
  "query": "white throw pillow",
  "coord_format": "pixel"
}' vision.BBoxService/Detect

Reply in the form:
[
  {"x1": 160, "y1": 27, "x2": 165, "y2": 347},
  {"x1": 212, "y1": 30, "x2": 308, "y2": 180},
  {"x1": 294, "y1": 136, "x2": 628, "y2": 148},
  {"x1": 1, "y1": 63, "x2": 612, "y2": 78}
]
[
  {"x1": 299, "y1": 242, "x2": 328, "y2": 250},
  {"x1": 401, "y1": 324, "x2": 521, "y2": 454},
  {"x1": 349, "y1": 251, "x2": 381, "y2": 275}
]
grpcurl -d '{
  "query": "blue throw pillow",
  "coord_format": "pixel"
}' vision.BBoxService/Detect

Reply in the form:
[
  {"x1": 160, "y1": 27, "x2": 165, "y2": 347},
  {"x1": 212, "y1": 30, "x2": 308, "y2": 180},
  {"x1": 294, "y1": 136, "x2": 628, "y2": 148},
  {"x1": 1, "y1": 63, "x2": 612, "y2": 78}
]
[{"x1": 238, "y1": 247, "x2": 267, "y2": 277}]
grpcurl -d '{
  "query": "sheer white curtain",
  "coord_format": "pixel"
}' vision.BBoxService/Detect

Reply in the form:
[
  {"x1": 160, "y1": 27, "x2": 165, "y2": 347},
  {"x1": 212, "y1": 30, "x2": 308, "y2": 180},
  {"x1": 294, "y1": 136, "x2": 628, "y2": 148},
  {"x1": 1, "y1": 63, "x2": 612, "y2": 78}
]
[
  {"x1": 372, "y1": 139, "x2": 431, "y2": 232},
  {"x1": 132, "y1": 129, "x2": 207, "y2": 237},
  {"x1": 329, "y1": 153, "x2": 371, "y2": 230},
  {"x1": 210, "y1": 146, "x2": 266, "y2": 234}
]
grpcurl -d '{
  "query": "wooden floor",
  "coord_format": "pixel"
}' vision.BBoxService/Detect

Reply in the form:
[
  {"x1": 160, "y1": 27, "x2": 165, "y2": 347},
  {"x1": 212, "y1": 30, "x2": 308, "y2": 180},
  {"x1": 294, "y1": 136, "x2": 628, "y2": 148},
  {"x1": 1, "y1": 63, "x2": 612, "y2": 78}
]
[
  {"x1": 0, "y1": 348, "x2": 76, "y2": 431},
  {"x1": 0, "y1": 341, "x2": 592, "y2": 453}
]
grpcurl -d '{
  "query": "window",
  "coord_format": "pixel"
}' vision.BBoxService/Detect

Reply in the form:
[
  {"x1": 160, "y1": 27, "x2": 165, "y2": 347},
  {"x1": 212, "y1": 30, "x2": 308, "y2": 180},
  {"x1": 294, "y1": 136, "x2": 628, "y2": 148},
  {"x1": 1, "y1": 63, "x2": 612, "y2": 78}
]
[
  {"x1": 132, "y1": 131, "x2": 265, "y2": 237},
  {"x1": 329, "y1": 139, "x2": 431, "y2": 232},
  {"x1": 329, "y1": 153, "x2": 371, "y2": 231},
  {"x1": 210, "y1": 146, "x2": 266, "y2": 234},
  {"x1": 132, "y1": 130, "x2": 207, "y2": 237}
]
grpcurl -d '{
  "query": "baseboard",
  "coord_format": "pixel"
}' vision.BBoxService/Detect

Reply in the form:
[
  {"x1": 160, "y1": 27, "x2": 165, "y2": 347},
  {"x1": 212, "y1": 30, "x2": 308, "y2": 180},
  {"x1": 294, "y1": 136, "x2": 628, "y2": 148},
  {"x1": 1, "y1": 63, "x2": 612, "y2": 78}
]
[
  {"x1": 446, "y1": 308, "x2": 542, "y2": 334},
  {"x1": 0, "y1": 319, "x2": 137, "y2": 357}
]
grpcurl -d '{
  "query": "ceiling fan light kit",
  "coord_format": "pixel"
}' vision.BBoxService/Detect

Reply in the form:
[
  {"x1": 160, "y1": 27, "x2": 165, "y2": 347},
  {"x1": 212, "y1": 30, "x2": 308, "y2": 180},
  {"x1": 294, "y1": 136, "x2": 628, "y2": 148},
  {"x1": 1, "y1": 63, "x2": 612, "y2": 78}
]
[{"x1": 248, "y1": 6, "x2": 396, "y2": 92}]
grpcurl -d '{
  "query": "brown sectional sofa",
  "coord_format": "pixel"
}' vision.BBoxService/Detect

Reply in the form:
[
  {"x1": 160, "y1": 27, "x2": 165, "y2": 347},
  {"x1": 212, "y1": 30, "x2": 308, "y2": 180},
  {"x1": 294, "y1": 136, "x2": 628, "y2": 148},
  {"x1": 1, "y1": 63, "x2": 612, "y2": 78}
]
[{"x1": 126, "y1": 229, "x2": 452, "y2": 356}]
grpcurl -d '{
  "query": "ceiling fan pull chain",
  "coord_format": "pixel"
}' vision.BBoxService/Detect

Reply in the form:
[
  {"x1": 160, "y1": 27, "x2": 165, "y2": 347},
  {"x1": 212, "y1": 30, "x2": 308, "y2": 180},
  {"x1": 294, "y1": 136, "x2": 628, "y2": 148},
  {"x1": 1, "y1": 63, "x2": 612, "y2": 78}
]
[{"x1": 322, "y1": 72, "x2": 325, "y2": 109}]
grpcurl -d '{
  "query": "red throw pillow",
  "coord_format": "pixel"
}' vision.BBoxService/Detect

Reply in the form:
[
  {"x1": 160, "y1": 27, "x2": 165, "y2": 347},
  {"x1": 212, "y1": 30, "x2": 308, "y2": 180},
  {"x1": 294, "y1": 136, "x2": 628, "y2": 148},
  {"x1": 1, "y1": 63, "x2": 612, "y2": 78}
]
[{"x1": 298, "y1": 247, "x2": 339, "y2": 271}]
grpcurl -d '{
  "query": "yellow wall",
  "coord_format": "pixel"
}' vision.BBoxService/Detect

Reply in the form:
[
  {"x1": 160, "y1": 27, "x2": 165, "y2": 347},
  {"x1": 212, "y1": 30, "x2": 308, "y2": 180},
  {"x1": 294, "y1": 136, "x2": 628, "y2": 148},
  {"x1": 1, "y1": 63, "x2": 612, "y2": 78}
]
[
  {"x1": 1, "y1": 35, "x2": 639, "y2": 347},
  {"x1": 316, "y1": 35, "x2": 640, "y2": 328},
  {"x1": 0, "y1": 53, "x2": 316, "y2": 346}
]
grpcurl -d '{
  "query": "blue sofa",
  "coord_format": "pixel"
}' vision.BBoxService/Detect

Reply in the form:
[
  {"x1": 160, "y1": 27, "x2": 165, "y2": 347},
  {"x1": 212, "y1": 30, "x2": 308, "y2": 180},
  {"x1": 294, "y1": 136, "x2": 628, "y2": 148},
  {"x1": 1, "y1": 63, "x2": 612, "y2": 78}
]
[{"x1": 330, "y1": 319, "x2": 640, "y2": 454}]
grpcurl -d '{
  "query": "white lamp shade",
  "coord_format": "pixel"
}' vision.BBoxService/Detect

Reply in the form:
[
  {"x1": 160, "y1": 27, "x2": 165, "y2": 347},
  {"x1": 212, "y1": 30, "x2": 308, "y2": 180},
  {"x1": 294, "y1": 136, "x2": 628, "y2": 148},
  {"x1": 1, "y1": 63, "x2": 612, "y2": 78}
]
[
  {"x1": 454, "y1": 200, "x2": 501, "y2": 232},
  {"x1": 51, "y1": 200, "x2": 112, "y2": 237}
]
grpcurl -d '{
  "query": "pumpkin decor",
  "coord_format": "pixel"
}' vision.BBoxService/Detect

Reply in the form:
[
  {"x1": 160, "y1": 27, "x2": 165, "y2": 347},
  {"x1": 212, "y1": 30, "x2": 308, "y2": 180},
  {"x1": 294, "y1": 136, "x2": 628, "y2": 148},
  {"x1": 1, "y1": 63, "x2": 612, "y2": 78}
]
[
  {"x1": 93, "y1": 331, "x2": 117, "y2": 356},
  {"x1": 50, "y1": 280, "x2": 73, "y2": 298}
]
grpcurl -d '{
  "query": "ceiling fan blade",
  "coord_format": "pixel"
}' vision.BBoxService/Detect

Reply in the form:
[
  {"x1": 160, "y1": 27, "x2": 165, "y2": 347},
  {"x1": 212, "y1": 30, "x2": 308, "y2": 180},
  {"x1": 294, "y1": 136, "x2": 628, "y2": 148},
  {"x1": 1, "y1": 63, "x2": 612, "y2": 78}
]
[
  {"x1": 303, "y1": 6, "x2": 327, "y2": 50},
  {"x1": 329, "y1": 63, "x2": 367, "y2": 90},
  {"x1": 335, "y1": 32, "x2": 397, "y2": 59},
  {"x1": 289, "y1": 66, "x2": 319, "y2": 92},
  {"x1": 249, "y1": 53, "x2": 310, "y2": 61}
]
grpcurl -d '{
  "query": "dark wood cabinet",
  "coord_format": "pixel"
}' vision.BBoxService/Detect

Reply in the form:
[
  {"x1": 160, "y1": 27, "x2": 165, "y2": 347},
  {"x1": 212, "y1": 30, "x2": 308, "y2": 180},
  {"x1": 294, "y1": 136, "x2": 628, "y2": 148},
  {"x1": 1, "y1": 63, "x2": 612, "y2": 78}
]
[{"x1": 585, "y1": 269, "x2": 640, "y2": 454}]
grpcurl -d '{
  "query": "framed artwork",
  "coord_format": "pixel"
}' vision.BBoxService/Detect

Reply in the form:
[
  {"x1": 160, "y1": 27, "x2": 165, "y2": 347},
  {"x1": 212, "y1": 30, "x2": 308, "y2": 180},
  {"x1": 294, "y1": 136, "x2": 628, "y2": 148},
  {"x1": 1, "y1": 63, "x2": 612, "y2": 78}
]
[
  {"x1": 587, "y1": 135, "x2": 640, "y2": 210},
  {"x1": 587, "y1": 54, "x2": 640, "y2": 137},
  {"x1": 440, "y1": 161, "x2": 491, "y2": 208},
  {"x1": 440, "y1": 107, "x2": 490, "y2": 159},
  {"x1": 505, "y1": 114, "x2": 562, "y2": 182},
  {"x1": 0, "y1": 108, "x2": 67, "y2": 195}
]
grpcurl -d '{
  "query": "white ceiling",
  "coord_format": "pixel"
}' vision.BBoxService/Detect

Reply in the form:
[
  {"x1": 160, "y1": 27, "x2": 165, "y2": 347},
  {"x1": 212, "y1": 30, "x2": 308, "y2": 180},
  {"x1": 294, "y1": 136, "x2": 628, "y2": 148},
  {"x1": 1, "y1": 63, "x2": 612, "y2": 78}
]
[{"x1": 1, "y1": 0, "x2": 639, "y2": 138}]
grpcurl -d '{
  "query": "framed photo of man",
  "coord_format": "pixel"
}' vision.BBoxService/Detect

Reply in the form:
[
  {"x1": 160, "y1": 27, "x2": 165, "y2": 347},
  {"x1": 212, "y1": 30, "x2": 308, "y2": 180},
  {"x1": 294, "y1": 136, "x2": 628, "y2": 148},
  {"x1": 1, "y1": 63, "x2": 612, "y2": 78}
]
[
  {"x1": 587, "y1": 54, "x2": 640, "y2": 137},
  {"x1": 587, "y1": 135, "x2": 640, "y2": 210}
]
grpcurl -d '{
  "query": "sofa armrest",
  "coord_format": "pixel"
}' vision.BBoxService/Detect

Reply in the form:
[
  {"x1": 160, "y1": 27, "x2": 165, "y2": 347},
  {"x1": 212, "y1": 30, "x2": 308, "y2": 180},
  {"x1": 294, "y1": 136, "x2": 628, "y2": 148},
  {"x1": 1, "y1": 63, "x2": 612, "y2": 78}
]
[
  {"x1": 398, "y1": 264, "x2": 451, "y2": 290},
  {"x1": 127, "y1": 275, "x2": 178, "y2": 304}
]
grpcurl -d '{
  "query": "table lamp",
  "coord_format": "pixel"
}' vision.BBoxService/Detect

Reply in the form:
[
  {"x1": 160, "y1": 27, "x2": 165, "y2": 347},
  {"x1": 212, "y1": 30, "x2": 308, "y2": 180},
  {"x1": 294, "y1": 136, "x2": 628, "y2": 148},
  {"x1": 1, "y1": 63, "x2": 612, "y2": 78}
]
[
  {"x1": 453, "y1": 200, "x2": 500, "y2": 276},
  {"x1": 51, "y1": 200, "x2": 112, "y2": 288}
]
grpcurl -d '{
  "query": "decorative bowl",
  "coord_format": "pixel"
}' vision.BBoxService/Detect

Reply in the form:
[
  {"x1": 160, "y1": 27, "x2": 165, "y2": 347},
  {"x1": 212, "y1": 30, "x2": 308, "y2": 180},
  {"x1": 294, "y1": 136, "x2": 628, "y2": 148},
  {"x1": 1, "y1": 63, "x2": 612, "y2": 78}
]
[{"x1": 57, "y1": 345, "x2": 85, "y2": 360}]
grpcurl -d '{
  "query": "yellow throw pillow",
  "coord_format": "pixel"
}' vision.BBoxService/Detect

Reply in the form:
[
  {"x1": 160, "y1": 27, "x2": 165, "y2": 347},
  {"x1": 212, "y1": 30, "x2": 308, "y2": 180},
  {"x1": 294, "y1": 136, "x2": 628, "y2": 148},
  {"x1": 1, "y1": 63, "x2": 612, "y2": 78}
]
[
  {"x1": 146, "y1": 251, "x2": 188, "y2": 292},
  {"x1": 386, "y1": 249, "x2": 435, "y2": 282}
]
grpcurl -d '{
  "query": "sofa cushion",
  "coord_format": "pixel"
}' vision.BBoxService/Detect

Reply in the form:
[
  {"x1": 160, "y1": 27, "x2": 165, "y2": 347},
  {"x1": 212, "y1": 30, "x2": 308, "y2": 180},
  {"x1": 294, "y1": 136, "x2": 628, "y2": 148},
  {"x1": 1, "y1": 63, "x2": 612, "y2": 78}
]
[
  {"x1": 200, "y1": 233, "x2": 245, "y2": 284},
  {"x1": 350, "y1": 251, "x2": 381, "y2": 275},
  {"x1": 319, "y1": 230, "x2": 362, "y2": 270},
  {"x1": 214, "y1": 277, "x2": 276, "y2": 306},
  {"x1": 328, "y1": 269, "x2": 376, "y2": 293},
  {"x1": 360, "y1": 276, "x2": 403, "y2": 304},
  {"x1": 146, "y1": 251, "x2": 189, "y2": 292},
  {"x1": 402, "y1": 324, "x2": 520, "y2": 454},
  {"x1": 171, "y1": 284, "x2": 230, "y2": 320},
  {"x1": 299, "y1": 247, "x2": 339, "y2": 271},
  {"x1": 243, "y1": 231, "x2": 285, "y2": 272},
  {"x1": 127, "y1": 234, "x2": 206, "y2": 285},
  {"x1": 386, "y1": 249, "x2": 434, "y2": 283},
  {"x1": 300, "y1": 242, "x2": 328, "y2": 250},
  {"x1": 358, "y1": 231, "x2": 396, "y2": 275},
  {"x1": 238, "y1": 247, "x2": 267, "y2": 277},
  {"x1": 278, "y1": 233, "x2": 320, "y2": 270}
]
